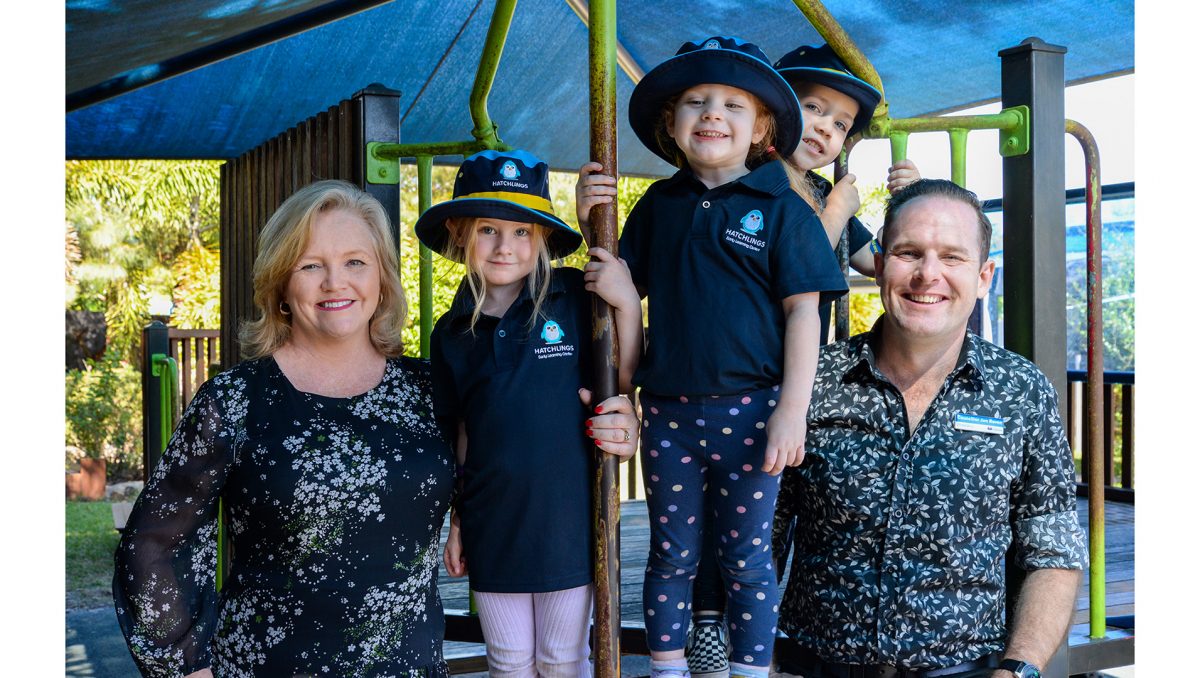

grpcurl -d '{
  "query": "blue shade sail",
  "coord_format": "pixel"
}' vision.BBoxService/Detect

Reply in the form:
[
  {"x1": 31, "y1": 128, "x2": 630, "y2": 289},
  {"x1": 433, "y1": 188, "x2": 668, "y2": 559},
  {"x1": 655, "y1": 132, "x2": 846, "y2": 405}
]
[{"x1": 66, "y1": 0, "x2": 1134, "y2": 175}]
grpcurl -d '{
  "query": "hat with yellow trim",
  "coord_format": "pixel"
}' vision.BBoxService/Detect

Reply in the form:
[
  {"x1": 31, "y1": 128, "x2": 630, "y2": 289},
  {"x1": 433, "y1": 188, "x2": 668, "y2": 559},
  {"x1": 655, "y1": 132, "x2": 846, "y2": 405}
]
[
  {"x1": 773, "y1": 44, "x2": 882, "y2": 137},
  {"x1": 415, "y1": 149, "x2": 583, "y2": 261}
]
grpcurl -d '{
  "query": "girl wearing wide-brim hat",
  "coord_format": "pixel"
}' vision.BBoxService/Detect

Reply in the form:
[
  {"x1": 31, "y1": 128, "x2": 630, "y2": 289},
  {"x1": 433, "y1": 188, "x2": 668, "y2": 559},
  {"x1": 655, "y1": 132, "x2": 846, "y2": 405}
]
[
  {"x1": 577, "y1": 36, "x2": 850, "y2": 678},
  {"x1": 417, "y1": 149, "x2": 643, "y2": 677}
]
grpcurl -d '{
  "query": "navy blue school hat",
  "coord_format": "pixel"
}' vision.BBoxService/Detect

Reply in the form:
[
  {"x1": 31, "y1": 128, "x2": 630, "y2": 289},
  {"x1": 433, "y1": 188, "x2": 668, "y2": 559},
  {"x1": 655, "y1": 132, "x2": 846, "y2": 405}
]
[
  {"x1": 773, "y1": 44, "x2": 882, "y2": 136},
  {"x1": 628, "y1": 36, "x2": 802, "y2": 167},
  {"x1": 414, "y1": 150, "x2": 583, "y2": 261}
]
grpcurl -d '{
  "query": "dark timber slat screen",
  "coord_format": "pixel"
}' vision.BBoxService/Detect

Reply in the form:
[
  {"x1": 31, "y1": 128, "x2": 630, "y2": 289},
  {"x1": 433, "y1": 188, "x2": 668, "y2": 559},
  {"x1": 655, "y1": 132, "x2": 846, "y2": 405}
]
[{"x1": 219, "y1": 86, "x2": 401, "y2": 370}]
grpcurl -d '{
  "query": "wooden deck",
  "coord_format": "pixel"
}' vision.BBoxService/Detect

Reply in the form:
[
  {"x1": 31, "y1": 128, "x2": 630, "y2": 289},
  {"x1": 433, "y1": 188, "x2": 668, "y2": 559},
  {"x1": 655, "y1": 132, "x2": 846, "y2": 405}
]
[
  {"x1": 437, "y1": 496, "x2": 1133, "y2": 671},
  {"x1": 436, "y1": 494, "x2": 1128, "y2": 672}
]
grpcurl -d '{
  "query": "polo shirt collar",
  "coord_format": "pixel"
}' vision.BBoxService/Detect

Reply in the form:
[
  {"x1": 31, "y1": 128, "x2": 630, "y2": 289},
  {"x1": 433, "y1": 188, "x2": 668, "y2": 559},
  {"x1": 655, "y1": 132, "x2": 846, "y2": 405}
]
[
  {"x1": 665, "y1": 160, "x2": 791, "y2": 198},
  {"x1": 843, "y1": 316, "x2": 987, "y2": 386},
  {"x1": 443, "y1": 269, "x2": 569, "y2": 326}
]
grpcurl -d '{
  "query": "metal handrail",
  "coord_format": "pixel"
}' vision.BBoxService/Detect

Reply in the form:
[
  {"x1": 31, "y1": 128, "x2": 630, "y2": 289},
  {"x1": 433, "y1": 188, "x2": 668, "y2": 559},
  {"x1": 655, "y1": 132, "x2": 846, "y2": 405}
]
[
  {"x1": 1066, "y1": 118, "x2": 1106, "y2": 639},
  {"x1": 369, "y1": 0, "x2": 516, "y2": 165},
  {"x1": 150, "y1": 353, "x2": 179, "y2": 452}
]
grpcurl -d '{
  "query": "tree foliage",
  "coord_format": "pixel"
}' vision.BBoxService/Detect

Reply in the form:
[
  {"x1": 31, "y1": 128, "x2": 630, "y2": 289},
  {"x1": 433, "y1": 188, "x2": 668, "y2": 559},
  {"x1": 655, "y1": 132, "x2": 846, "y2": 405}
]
[{"x1": 65, "y1": 160, "x2": 222, "y2": 360}]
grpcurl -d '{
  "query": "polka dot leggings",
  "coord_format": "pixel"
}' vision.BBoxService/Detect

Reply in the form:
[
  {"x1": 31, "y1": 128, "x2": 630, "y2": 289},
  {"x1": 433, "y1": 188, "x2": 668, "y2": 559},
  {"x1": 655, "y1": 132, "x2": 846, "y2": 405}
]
[{"x1": 639, "y1": 387, "x2": 782, "y2": 667}]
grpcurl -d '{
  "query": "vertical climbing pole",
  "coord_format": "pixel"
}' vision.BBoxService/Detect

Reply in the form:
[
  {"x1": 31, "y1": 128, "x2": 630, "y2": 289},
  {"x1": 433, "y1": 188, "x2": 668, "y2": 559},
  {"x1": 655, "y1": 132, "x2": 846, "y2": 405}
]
[
  {"x1": 1066, "y1": 119, "x2": 1106, "y2": 640},
  {"x1": 1000, "y1": 38, "x2": 1068, "y2": 404},
  {"x1": 1000, "y1": 37, "x2": 1070, "y2": 678},
  {"x1": 417, "y1": 154, "x2": 434, "y2": 358},
  {"x1": 587, "y1": 0, "x2": 622, "y2": 673}
]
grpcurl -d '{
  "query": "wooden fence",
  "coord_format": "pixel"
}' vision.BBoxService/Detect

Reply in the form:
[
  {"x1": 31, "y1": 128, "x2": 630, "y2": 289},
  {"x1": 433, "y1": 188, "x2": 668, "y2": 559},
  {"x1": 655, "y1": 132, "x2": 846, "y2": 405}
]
[
  {"x1": 219, "y1": 84, "x2": 401, "y2": 370},
  {"x1": 1068, "y1": 370, "x2": 1134, "y2": 501},
  {"x1": 169, "y1": 328, "x2": 220, "y2": 411}
]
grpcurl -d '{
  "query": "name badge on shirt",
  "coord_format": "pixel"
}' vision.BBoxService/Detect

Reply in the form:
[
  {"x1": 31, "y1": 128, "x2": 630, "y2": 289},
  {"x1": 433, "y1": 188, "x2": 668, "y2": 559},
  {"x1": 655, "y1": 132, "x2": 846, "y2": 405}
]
[{"x1": 954, "y1": 413, "x2": 1005, "y2": 435}]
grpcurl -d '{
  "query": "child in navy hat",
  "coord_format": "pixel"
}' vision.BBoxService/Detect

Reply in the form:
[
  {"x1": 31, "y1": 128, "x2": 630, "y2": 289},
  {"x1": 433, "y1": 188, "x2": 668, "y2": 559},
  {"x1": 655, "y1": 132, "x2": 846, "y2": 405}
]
[
  {"x1": 773, "y1": 43, "x2": 921, "y2": 279},
  {"x1": 668, "y1": 43, "x2": 927, "y2": 678},
  {"x1": 579, "y1": 36, "x2": 849, "y2": 678},
  {"x1": 417, "y1": 149, "x2": 643, "y2": 677}
]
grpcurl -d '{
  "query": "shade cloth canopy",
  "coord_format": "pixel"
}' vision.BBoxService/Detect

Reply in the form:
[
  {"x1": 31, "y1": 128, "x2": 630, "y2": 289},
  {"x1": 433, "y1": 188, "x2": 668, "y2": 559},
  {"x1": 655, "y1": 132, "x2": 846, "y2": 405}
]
[{"x1": 66, "y1": 0, "x2": 1134, "y2": 175}]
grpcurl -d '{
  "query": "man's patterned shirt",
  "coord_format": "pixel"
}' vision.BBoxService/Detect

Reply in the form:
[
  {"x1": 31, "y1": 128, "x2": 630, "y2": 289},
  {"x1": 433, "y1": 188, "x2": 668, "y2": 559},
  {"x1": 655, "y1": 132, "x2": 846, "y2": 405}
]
[{"x1": 777, "y1": 325, "x2": 1087, "y2": 669}]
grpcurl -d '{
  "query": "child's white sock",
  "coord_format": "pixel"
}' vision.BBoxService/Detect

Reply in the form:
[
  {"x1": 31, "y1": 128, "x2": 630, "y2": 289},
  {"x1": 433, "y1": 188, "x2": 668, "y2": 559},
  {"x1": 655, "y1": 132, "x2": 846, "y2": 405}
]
[
  {"x1": 650, "y1": 659, "x2": 691, "y2": 678},
  {"x1": 728, "y1": 662, "x2": 769, "y2": 678}
]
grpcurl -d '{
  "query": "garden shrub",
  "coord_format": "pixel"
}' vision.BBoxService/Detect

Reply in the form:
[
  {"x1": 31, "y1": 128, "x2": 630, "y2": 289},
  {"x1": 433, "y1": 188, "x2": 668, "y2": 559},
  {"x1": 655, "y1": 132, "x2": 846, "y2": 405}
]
[{"x1": 65, "y1": 349, "x2": 143, "y2": 481}]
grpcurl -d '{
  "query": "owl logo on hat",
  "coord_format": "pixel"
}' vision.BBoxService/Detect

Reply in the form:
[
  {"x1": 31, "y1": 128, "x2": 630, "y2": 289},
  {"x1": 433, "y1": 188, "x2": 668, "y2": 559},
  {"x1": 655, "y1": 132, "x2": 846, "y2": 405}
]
[
  {"x1": 541, "y1": 319, "x2": 565, "y2": 344},
  {"x1": 703, "y1": 39, "x2": 721, "y2": 49},
  {"x1": 500, "y1": 161, "x2": 521, "y2": 180},
  {"x1": 740, "y1": 209, "x2": 764, "y2": 235}
]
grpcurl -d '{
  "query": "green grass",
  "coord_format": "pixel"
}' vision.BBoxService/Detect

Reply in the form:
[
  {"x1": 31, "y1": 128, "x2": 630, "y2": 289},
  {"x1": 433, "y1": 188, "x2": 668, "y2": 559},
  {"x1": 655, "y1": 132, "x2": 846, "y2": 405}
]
[{"x1": 66, "y1": 500, "x2": 120, "y2": 610}]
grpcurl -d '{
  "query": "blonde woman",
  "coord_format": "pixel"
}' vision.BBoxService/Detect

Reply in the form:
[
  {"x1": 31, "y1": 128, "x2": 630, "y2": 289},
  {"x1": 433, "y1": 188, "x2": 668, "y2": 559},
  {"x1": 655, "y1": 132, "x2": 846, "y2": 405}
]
[{"x1": 114, "y1": 180, "x2": 455, "y2": 677}]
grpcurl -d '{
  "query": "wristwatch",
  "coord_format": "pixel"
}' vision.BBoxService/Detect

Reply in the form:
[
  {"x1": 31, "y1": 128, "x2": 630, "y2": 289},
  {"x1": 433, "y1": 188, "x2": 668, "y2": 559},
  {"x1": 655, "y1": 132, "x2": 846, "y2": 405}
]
[{"x1": 998, "y1": 659, "x2": 1042, "y2": 678}]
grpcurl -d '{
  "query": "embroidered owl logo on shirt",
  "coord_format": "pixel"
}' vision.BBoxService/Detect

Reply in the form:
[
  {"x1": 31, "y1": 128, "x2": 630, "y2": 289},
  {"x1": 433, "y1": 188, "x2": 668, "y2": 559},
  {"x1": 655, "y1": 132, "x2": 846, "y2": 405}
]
[
  {"x1": 739, "y1": 209, "x2": 764, "y2": 235},
  {"x1": 540, "y1": 320, "x2": 565, "y2": 344}
]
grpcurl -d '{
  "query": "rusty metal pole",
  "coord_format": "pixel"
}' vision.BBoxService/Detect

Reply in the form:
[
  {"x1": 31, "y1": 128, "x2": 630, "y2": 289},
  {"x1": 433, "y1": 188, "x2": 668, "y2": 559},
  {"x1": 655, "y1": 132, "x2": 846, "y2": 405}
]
[
  {"x1": 1066, "y1": 119, "x2": 1105, "y2": 639},
  {"x1": 587, "y1": 0, "x2": 621, "y2": 673},
  {"x1": 832, "y1": 139, "x2": 856, "y2": 342}
]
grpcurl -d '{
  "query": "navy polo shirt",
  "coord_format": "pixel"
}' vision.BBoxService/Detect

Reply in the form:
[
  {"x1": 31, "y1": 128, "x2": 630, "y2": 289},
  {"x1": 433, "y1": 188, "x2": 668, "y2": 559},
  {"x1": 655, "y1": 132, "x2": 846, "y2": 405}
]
[
  {"x1": 429, "y1": 267, "x2": 594, "y2": 593},
  {"x1": 808, "y1": 170, "x2": 874, "y2": 343},
  {"x1": 619, "y1": 160, "x2": 848, "y2": 396}
]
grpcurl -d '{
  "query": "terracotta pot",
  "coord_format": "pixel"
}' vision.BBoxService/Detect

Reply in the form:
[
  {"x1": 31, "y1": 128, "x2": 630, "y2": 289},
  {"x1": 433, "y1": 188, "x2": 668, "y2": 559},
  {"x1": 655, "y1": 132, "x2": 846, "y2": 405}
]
[{"x1": 66, "y1": 457, "x2": 107, "y2": 500}]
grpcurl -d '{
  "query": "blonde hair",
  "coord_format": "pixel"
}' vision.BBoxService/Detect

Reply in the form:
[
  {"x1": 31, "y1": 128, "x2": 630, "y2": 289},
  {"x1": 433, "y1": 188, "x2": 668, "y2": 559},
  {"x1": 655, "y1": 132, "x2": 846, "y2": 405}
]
[
  {"x1": 656, "y1": 90, "x2": 821, "y2": 211},
  {"x1": 239, "y1": 180, "x2": 408, "y2": 359},
  {"x1": 442, "y1": 216, "x2": 553, "y2": 334}
]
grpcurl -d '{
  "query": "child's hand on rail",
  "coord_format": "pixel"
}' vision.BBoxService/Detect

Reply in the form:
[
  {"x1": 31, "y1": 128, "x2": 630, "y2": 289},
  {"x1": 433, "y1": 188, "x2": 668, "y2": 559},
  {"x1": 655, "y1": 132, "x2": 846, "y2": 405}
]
[
  {"x1": 886, "y1": 159, "x2": 922, "y2": 194},
  {"x1": 575, "y1": 162, "x2": 618, "y2": 237}
]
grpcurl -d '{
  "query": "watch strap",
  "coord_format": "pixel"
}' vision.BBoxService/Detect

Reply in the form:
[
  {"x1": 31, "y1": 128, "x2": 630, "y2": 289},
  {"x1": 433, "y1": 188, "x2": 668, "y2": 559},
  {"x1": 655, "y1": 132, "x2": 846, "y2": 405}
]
[{"x1": 999, "y1": 659, "x2": 1042, "y2": 678}]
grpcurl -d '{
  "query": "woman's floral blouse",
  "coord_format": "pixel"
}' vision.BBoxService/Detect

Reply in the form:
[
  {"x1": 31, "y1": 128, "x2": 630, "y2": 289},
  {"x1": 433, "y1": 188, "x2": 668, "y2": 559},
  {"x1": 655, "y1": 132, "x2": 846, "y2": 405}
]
[{"x1": 114, "y1": 356, "x2": 455, "y2": 677}]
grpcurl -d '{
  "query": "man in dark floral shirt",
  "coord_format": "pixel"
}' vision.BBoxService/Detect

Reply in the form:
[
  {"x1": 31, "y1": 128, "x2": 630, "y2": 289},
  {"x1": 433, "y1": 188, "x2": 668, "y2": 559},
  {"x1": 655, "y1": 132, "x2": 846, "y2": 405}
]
[{"x1": 774, "y1": 180, "x2": 1087, "y2": 678}]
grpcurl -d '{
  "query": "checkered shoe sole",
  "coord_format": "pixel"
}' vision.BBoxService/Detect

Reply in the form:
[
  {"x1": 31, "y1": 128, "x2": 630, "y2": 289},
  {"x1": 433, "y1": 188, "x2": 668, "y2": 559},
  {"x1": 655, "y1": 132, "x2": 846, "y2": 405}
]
[{"x1": 686, "y1": 621, "x2": 730, "y2": 676}]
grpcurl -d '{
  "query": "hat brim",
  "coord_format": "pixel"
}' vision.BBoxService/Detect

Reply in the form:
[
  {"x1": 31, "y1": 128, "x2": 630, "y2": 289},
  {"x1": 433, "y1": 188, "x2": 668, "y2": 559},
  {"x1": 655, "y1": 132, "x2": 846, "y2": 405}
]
[
  {"x1": 414, "y1": 198, "x2": 583, "y2": 262},
  {"x1": 777, "y1": 67, "x2": 881, "y2": 136},
  {"x1": 629, "y1": 49, "x2": 802, "y2": 167}
]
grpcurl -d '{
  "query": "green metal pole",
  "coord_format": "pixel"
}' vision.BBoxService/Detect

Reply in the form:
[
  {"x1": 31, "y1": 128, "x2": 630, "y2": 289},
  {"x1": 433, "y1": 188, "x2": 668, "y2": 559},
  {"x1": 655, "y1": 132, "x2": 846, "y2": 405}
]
[
  {"x1": 587, "y1": 0, "x2": 622, "y2": 672},
  {"x1": 417, "y1": 155, "x2": 434, "y2": 359},
  {"x1": 468, "y1": 0, "x2": 518, "y2": 148},
  {"x1": 948, "y1": 128, "x2": 968, "y2": 187},
  {"x1": 1066, "y1": 119, "x2": 1106, "y2": 639},
  {"x1": 889, "y1": 131, "x2": 909, "y2": 167},
  {"x1": 791, "y1": 0, "x2": 887, "y2": 122}
]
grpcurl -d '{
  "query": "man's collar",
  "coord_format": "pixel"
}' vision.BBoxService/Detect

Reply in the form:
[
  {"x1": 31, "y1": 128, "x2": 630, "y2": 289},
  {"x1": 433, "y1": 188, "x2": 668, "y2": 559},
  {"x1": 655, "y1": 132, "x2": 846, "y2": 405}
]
[{"x1": 844, "y1": 316, "x2": 987, "y2": 385}]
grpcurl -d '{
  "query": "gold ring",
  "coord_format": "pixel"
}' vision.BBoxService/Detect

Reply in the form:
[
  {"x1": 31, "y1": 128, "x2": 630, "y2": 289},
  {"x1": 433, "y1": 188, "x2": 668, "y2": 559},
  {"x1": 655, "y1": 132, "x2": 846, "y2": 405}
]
[{"x1": 623, "y1": 429, "x2": 631, "y2": 443}]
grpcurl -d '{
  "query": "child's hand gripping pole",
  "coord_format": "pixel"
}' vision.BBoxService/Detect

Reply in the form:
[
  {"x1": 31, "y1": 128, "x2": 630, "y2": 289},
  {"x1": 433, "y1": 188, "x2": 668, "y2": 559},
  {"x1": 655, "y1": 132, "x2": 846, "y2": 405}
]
[{"x1": 575, "y1": 162, "x2": 618, "y2": 245}]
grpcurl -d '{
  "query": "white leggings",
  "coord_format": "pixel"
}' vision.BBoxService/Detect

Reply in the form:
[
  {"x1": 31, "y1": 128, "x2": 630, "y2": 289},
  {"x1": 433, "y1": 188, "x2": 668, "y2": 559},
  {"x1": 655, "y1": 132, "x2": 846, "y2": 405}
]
[{"x1": 473, "y1": 584, "x2": 594, "y2": 678}]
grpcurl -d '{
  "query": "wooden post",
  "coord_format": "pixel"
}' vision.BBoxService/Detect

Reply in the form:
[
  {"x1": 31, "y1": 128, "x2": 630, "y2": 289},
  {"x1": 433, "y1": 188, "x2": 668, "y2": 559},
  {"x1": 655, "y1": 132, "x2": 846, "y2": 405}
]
[{"x1": 587, "y1": 0, "x2": 621, "y2": 673}]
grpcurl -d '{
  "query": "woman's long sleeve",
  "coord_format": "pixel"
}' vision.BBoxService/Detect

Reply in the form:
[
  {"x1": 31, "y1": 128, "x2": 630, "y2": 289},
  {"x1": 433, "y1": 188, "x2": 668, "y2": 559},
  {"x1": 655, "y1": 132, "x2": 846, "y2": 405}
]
[{"x1": 113, "y1": 376, "x2": 239, "y2": 677}]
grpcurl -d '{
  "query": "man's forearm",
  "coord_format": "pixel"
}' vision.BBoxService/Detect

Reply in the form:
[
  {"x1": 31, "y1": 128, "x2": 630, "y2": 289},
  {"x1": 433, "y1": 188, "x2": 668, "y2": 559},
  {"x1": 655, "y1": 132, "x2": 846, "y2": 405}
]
[{"x1": 995, "y1": 568, "x2": 1082, "y2": 674}]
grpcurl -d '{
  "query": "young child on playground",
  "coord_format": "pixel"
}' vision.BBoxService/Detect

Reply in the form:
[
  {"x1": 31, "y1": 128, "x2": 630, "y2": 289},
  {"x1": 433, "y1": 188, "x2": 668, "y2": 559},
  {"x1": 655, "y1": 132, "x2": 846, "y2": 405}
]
[
  {"x1": 672, "y1": 44, "x2": 926, "y2": 676},
  {"x1": 577, "y1": 36, "x2": 849, "y2": 678},
  {"x1": 417, "y1": 149, "x2": 643, "y2": 678}
]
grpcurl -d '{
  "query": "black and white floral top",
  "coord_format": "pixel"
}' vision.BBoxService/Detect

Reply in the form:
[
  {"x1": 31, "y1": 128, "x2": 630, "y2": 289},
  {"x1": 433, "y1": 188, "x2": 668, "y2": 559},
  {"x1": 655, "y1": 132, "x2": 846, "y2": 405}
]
[
  {"x1": 113, "y1": 356, "x2": 455, "y2": 678},
  {"x1": 776, "y1": 324, "x2": 1087, "y2": 669}
]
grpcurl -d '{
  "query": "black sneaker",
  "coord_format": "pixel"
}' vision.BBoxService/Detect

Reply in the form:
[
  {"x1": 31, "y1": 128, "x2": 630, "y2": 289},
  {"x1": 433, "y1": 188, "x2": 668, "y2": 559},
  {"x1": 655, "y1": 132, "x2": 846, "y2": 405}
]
[{"x1": 685, "y1": 618, "x2": 730, "y2": 678}]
